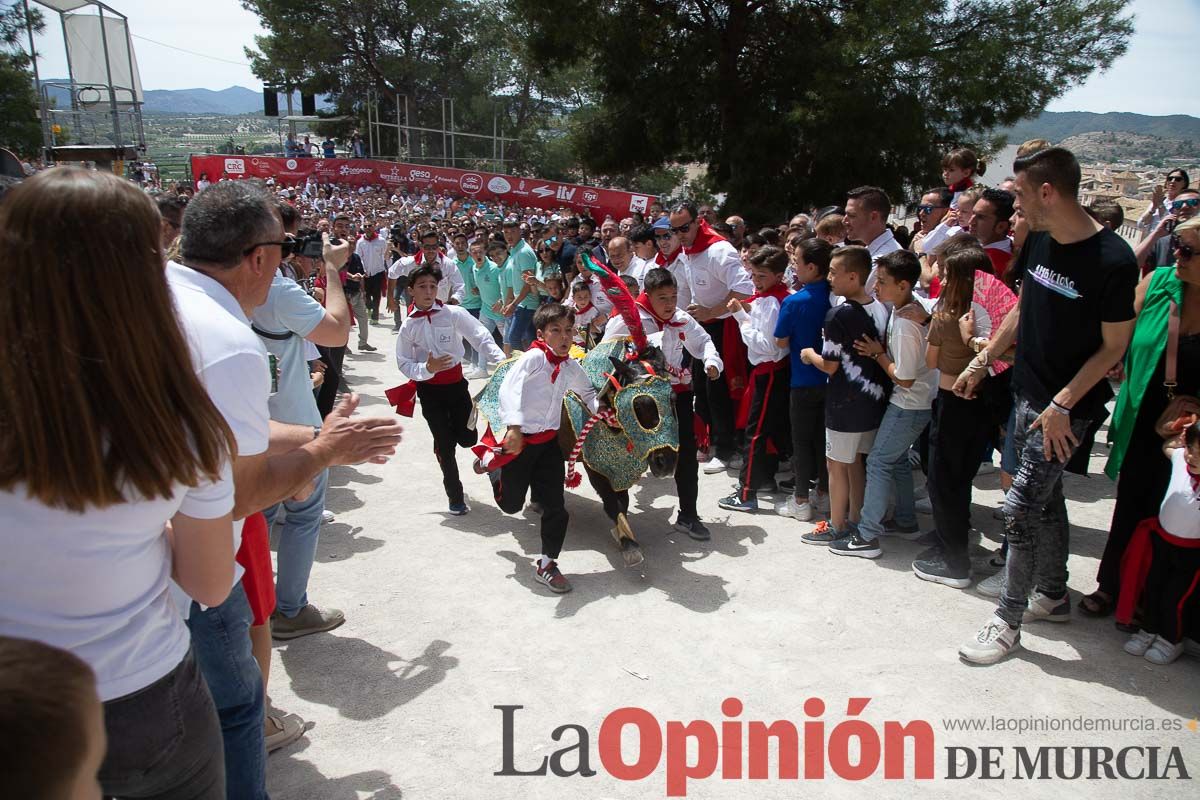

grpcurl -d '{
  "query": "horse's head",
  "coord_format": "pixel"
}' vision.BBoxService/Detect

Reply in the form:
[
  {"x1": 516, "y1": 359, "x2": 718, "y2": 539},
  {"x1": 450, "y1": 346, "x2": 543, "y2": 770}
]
[{"x1": 605, "y1": 347, "x2": 678, "y2": 478}]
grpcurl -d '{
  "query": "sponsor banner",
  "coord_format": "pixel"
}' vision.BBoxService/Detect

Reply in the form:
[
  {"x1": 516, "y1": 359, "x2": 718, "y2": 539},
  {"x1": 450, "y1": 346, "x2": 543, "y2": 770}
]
[{"x1": 190, "y1": 155, "x2": 654, "y2": 222}]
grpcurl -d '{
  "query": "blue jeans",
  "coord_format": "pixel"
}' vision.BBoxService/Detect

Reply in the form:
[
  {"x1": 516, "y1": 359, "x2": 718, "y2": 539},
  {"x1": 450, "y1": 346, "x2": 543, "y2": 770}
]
[
  {"x1": 506, "y1": 305, "x2": 536, "y2": 350},
  {"x1": 186, "y1": 583, "x2": 268, "y2": 800},
  {"x1": 264, "y1": 467, "x2": 329, "y2": 618},
  {"x1": 858, "y1": 405, "x2": 931, "y2": 541}
]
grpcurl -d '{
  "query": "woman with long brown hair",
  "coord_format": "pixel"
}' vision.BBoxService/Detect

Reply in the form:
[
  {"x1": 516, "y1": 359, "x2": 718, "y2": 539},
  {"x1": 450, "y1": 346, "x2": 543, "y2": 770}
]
[
  {"x1": 0, "y1": 168, "x2": 237, "y2": 798},
  {"x1": 915, "y1": 240, "x2": 1015, "y2": 589}
]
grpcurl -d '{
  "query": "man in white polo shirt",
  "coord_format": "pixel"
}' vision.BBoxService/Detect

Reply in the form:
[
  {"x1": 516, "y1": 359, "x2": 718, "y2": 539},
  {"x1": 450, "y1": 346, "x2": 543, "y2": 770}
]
[
  {"x1": 170, "y1": 181, "x2": 404, "y2": 797},
  {"x1": 843, "y1": 185, "x2": 902, "y2": 297},
  {"x1": 670, "y1": 201, "x2": 754, "y2": 473}
]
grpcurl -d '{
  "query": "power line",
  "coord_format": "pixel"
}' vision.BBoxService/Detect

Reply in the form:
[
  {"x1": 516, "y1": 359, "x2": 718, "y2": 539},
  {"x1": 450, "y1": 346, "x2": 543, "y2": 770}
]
[{"x1": 130, "y1": 34, "x2": 252, "y2": 68}]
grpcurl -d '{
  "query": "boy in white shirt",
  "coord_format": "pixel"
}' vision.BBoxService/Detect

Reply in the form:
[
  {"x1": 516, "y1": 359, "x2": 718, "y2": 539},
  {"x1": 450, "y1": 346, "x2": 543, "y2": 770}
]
[
  {"x1": 717, "y1": 246, "x2": 791, "y2": 513},
  {"x1": 602, "y1": 267, "x2": 723, "y2": 539},
  {"x1": 831, "y1": 250, "x2": 938, "y2": 558},
  {"x1": 393, "y1": 265, "x2": 504, "y2": 515},
  {"x1": 488, "y1": 304, "x2": 597, "y2": 593}
]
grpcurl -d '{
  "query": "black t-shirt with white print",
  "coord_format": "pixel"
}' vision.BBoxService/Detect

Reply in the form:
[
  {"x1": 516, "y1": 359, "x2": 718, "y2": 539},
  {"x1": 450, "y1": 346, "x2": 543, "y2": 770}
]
[
  {"x1": 821, "y1": 300, "x2": 890, "y2": 432},
  {"x1": 1010, "y1": 228, "x2": 1137, "y2": 421}
]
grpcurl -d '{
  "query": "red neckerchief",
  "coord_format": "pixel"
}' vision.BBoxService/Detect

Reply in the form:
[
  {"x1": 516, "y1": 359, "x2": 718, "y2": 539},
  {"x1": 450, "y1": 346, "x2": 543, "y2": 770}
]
[
  {"x1": 683, "y1": 219, "x2": 727, "y2": 255},
  {"x1": 574, "y1": 302, "x2": 594, "y2": 316},
  {"x1": 408, "y1": 300, "x2": 444, "y2": 321},
  {"x1": 948, "y1": 176, "x2": 975, "y2": 193},
  {"x1": 744, "y1": 283, "x2": 790, "y2": 305},
  {"x1": 655, "y1": 245, "x2": 681, "y2": 266},
  {"x1": 635, "y1": 293, "x2": 685, "y2": 328},
  {"x1": 363, "y1": 230, "x2": 378, "y2": 241},
  {"x1": 529, "y1": 339, "x2": 569, "y2": 382},
  {"x1": 414, "y1": 249, "x2": 446, "y2": 264}
]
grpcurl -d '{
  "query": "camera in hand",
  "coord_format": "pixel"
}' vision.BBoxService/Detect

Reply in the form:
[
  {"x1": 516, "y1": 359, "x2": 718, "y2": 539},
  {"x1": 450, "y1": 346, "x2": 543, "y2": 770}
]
[{"x1": 283, "y1": 232, "x2": 325, "y2": 260}]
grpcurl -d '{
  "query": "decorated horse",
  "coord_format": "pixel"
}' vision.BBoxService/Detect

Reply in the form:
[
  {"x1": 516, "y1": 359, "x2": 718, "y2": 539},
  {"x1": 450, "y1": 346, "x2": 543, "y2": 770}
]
[{"x1": 473, "y1": 255, "x2": 679, "y2": 567}]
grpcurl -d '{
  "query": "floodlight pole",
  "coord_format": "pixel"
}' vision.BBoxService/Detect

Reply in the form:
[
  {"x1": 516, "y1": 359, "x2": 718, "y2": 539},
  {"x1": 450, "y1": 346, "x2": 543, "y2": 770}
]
[{"x1": 95, "y1": 3, "x2": 122, "y2": 148}]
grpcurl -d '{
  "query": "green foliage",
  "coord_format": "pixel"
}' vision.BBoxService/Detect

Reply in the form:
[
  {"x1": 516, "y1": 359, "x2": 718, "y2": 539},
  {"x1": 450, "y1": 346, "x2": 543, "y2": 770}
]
[
  {"x1": 517, "y1": 0, "x2": 1134, "y2": 220},
  {"x1": 0, "y1": 2, "x2": 43, "y2": 155}
]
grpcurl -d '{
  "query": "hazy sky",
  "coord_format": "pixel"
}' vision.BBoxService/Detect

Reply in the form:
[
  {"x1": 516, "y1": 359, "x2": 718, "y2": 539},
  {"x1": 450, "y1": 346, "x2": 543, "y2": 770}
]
[{"x1": 23, "y1": 0, "x2": 1199, "y2": 116}]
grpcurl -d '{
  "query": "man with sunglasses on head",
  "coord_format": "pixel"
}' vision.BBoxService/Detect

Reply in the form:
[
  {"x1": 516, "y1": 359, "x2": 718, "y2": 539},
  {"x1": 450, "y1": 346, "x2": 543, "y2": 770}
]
[
  {"x1": 670, "y1": 201, "x2": 754, "y2": 474},
  {"x1": 1135, "y1": 187, "x2": 1199, "y2": 274},
  {"x1": 1138, "y1": 170, "x2": 1190, "y2": 237}
]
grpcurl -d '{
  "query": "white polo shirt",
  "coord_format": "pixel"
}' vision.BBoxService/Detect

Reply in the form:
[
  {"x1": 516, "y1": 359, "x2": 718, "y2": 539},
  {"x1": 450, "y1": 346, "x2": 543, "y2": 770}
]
[
  {"x1": 356, "y1": 233, "x2": 391, "y2": 277},
  {"x1": 681, "y1": 240, "x2": 753, "y2": 319},
  {"x1": 166, "y1": 261, "x2": 271, "y2": 613}
]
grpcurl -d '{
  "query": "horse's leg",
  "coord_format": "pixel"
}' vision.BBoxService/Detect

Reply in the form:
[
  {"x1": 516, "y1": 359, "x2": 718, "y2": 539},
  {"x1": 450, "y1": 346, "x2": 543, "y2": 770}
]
[{"x1": 584, "y1": 466, "x2": 644, "y2": 568}]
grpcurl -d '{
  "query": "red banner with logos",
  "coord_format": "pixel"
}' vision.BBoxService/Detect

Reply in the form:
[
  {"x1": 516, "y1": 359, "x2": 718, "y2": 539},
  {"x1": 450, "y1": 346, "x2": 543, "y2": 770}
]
[{"x1": 189, "y1": 155, "x2": 655, "y2": 223}]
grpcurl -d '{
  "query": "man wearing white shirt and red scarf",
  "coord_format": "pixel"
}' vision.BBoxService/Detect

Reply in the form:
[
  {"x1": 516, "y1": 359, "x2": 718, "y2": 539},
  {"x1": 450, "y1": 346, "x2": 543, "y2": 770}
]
[
  {"x1": 387, "y1": 229, "x2": 466, "y2": 324},
  {"x1": 670, "y1": 201, "x2": 753, "y2": 472},
  {"x1": 391, "y1": 265, "x2": 505, "y2": 515}
]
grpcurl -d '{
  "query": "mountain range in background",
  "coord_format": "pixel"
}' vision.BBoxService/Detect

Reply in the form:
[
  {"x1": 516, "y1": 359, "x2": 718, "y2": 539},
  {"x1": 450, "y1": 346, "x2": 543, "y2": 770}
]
[
  {"x1": 1000, "y1": 111, "x2": 1200, "y2": 143},
  {"x1": 39, "y1": 81, "x2": 332, "y2": 115}
]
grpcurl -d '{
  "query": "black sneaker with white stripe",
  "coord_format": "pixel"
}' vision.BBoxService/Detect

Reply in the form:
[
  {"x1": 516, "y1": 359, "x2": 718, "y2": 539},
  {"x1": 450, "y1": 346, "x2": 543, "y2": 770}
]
[{"x1": 828, "y1": 532, "x2": 882, "y2": 559}]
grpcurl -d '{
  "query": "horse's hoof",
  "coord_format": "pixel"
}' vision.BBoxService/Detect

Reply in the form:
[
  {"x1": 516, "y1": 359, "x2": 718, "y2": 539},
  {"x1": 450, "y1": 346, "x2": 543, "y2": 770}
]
[{"x1": 621, "y1": 542, "x2": 645, "y2": 569}]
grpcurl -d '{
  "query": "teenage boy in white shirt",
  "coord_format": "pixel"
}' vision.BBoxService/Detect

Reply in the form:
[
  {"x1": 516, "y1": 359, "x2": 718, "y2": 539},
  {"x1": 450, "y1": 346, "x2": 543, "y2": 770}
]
[
  {"x1": 394, "y1": 265, "x2": 505, "y2": 515},
  {"x1": 488, "y1": 304, "x2": 597, "y2": 594}
]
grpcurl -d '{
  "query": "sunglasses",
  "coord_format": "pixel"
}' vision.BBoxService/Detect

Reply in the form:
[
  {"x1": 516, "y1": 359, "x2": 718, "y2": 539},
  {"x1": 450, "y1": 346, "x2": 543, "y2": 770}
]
[
  {"x1": 670, "y1": 219, "x2": 694, "y2": 234},
  {"x1": 917, "y1": 204, "x2": 948, "y2": 214},
  {"x1": 1167, "y1": 175, "x2": 1186, "y2": 182},
  {"x1": 1171, "y1": 234, "x2": 1195, "y2": 260},
  {"x1": 1168, "y1": 198, "x2": 1199, "y2": 211},
  {"x1": 243, "y1": 239, "x2": 290, "y2": 256}
]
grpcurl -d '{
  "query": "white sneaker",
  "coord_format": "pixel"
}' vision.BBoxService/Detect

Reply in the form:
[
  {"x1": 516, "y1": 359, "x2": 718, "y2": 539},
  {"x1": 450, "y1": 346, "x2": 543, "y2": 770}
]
[
  {"x1": 727, "y1": 454, "x2": 745, "y2": 471},
  {"x1": 809, "y1": 489, "x2": 830, "y2": 515},
  {"x1": 465, "y1": 367, "x2": 489, "y2": 380},
  {"x1": 1022, "y1": 590, "x2": 1071, "y2": 623},
  {"x1": 1144, "y1": 637, "x2": 1184, "y2": 665},
  {"x1": 702, "y1": 457, "x2": 727, "y2": 474},
  {"x1": 976, "y1": 570, "x2": 1006, "y2": 599},
  {"x1": 959, "y1": 614, "x2": 1021, "y2": 665},
  {"x1": 914, "y1": 496, "x2": 934, "y2": 515},
  {"x1": 1123, "y1": 630, "x2": 1157, "y2": 657},
  {"x1": 321, "y1": 509, "x2": 335, "y2": 524},
  {"x1": 776, "y1": 496, "x2": 814, "y2": 521},
  {"x1": 913, "y1": 483, "x2": 929, "y2": 500}
]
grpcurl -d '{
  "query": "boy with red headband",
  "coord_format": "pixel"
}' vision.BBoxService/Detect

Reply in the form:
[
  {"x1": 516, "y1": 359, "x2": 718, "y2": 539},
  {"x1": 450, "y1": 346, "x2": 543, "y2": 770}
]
[
  {"x1": 718, "y1": 246, "x2": 792, "y2": 512},
  {"x1": 491, "y1": 303, "x2": 597, "y2": 593},
  {"x1": 602, "y1": 267, "x2": 723, "y2": 540},
  {"x1": 393, "y1": 265, "x2": 504, "y2": 515}
]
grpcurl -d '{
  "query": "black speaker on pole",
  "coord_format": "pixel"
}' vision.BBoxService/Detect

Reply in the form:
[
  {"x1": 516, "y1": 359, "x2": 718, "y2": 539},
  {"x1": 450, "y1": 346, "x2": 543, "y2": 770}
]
[
  {"x1": 301, "y1": 93, "x2": 316, "y2": 116},
  {"x1": 263, "y1": 88, "x2": 279, "y2": 117}
]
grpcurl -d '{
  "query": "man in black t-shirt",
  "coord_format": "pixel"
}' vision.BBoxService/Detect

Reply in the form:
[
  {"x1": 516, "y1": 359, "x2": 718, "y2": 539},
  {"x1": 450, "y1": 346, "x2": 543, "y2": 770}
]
[{"x1": 954, "y1": 147, "x2": 1138, "y2": 665}]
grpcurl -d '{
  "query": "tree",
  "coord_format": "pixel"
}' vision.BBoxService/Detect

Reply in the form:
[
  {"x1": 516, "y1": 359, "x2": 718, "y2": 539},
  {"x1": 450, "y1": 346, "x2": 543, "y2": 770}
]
[
  {"x1": 0, "y1": 2, "x2": 43, "y2": 156},
  {"x1": 516, "y1": 0, "x2": 1134, "y2": 220}
]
